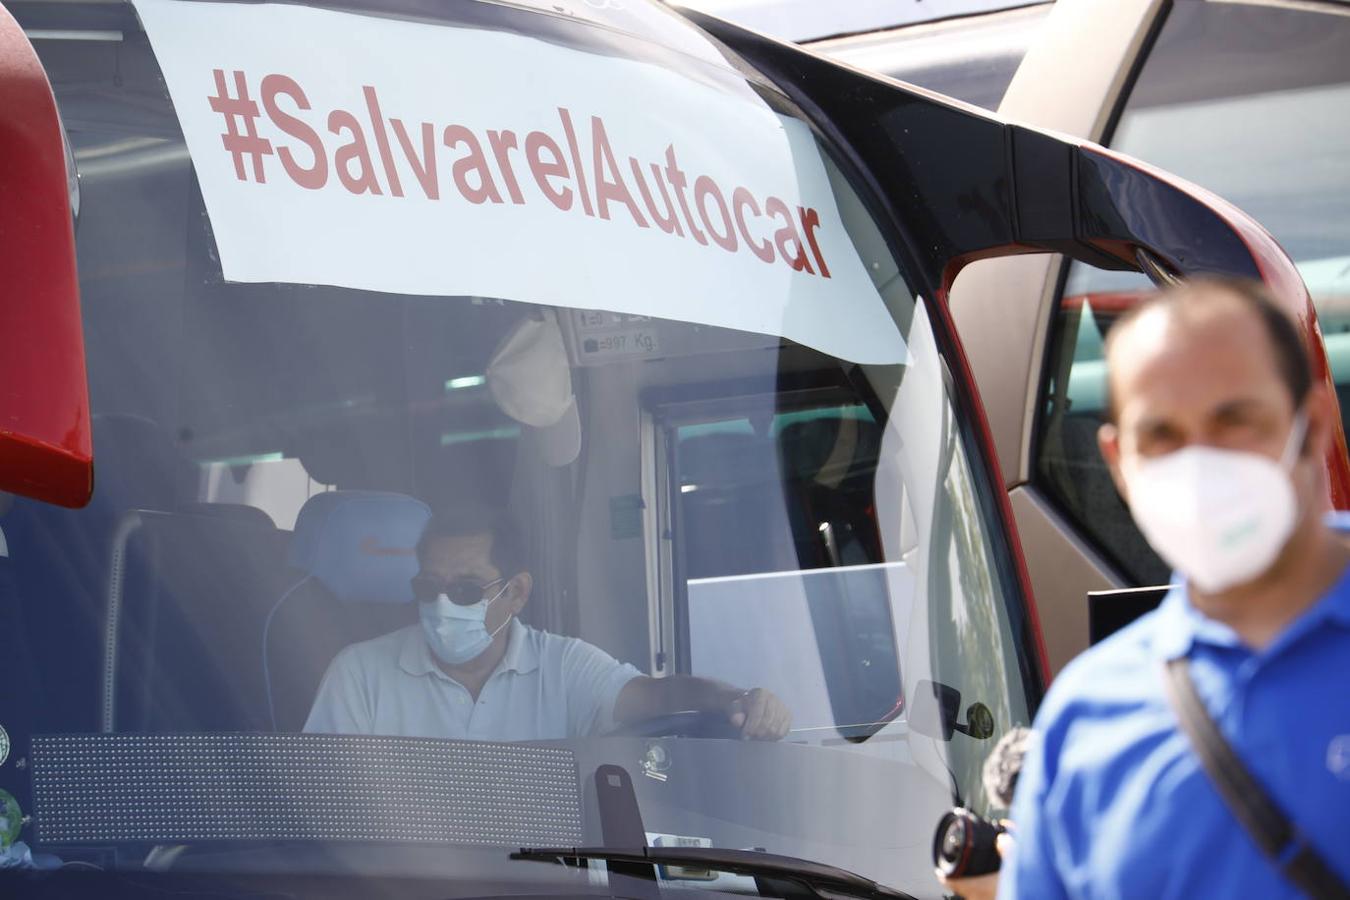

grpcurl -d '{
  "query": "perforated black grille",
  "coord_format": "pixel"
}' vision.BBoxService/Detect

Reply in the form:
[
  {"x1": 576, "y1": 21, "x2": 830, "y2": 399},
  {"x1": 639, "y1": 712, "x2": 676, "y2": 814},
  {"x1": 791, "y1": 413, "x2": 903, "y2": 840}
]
[{"x1": 30, "y1": 733, "x2": 583, "y2": 846}]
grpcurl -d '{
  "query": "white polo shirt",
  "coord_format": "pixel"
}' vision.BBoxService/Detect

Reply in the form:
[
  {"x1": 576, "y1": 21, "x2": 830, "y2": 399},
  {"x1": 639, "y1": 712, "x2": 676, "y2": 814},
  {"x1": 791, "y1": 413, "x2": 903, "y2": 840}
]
[{"x1": 304, "y1": 619, "x2": 642, "y2": 740}]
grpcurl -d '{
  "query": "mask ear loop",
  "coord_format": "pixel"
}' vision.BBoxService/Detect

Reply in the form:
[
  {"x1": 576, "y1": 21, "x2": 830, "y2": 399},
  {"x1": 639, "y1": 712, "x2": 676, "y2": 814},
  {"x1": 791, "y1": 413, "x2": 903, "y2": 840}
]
[
  {"x1": 1280, "y1": 409, "x2": 1310, "y2": 470},
  {"x1": 484, "y1": 578, "x2": 515, "y2": 640}
]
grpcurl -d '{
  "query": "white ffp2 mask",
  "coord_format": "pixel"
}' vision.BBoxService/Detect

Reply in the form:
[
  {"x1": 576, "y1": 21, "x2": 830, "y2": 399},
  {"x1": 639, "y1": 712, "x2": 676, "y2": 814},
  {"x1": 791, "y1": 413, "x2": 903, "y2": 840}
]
[{"x1": 1123, "y1": 413, "x2": 1307, "y2": 593}]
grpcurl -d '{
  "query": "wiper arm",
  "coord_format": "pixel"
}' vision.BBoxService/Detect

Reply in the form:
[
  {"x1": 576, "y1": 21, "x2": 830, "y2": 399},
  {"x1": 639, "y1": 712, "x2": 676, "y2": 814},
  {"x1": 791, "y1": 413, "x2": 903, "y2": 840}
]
[{"x1": 510, "y1": 846, "x2": 917, "y2": 900}]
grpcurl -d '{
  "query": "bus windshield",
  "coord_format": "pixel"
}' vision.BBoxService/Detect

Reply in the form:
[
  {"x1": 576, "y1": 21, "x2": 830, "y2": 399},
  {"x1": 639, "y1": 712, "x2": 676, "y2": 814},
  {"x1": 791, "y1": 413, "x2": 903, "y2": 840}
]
[{"x1": 0, "y1": 0, "x2": 1038, "y2": 895}]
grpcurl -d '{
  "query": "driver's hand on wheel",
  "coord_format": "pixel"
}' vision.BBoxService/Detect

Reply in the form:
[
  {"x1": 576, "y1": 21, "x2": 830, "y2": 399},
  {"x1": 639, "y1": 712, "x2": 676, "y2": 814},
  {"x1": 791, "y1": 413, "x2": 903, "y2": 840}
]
[{"x1": 725, "y1": 687, "x2": 791, "y2": 740}]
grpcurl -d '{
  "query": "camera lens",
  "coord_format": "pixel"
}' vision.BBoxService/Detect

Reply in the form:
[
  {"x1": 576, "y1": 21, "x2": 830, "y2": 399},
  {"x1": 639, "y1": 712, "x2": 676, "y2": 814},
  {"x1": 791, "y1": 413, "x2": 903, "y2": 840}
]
[
  {"x1": 933, "y1": 809, "x2": 1004, "y2": 878},
  {"x1": 939, "y1": 816, "x2": 966, "y2": 864}
]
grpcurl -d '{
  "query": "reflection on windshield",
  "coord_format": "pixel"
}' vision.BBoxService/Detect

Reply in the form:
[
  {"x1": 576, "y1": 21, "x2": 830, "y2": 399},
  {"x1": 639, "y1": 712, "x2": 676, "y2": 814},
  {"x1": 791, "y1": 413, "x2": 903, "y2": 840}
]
[{"x1": 0, "y1": 0, "x2": 1035, "y2": 895}]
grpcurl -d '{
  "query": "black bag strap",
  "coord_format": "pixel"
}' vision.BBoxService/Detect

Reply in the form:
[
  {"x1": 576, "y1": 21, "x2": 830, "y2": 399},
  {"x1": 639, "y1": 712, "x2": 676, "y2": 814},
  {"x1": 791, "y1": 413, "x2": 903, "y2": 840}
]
[{"x1": 1162, "y1": 657, "x2": 1350, "y2": 900}]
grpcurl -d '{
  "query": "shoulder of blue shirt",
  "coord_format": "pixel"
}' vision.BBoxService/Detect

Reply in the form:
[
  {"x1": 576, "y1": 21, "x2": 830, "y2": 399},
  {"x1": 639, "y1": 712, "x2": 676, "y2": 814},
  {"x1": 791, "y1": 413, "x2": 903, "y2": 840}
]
[{"x1": 1038, "y1": 600, "x2": 1161, "y2": 723}]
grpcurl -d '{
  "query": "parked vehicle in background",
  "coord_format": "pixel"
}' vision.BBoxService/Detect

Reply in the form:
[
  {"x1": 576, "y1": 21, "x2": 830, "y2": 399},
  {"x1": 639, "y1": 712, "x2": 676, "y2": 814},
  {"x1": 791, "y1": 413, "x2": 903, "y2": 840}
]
[{"x1": 801, "y1": 0, "x2": 1350, "y2": 673}]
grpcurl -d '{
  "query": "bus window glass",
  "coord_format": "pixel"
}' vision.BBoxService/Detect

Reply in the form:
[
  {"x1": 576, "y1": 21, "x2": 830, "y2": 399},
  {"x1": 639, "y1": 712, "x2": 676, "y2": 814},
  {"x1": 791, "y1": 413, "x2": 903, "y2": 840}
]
[
  {"x1": 1036, "y1": 278, "x2": 1171, "y2": 585},
  {"x1": 1, "y1": 1, "x2": 1036, "y2": 895},
  {"x1": 671, "y1": 402, "x2": 903, "y2": 740}
]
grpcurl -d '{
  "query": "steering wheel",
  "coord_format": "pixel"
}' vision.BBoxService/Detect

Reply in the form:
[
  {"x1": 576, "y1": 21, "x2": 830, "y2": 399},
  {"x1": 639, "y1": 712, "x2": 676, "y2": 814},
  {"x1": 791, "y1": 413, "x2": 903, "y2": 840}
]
[{"x1": 606, "y1": 709, "x2": 742, "y2": 739}]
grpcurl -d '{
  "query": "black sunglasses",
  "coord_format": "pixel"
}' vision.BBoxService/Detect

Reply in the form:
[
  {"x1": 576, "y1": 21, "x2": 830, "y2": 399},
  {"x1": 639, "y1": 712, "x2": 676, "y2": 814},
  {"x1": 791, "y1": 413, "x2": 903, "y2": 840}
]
[{"x1": 411, "y1": 574, "x2": 508, "y2": 606}]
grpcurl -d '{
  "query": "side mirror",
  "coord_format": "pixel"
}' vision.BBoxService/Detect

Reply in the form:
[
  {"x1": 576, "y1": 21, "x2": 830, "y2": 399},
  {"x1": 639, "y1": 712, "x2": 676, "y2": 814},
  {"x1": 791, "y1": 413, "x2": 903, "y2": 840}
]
[
  {"x1": 909, "y1": 680, "x2": 996, "y2": 742},
  {"x1": 0, "y1": 6, "x2": 93, "y2": 508}
]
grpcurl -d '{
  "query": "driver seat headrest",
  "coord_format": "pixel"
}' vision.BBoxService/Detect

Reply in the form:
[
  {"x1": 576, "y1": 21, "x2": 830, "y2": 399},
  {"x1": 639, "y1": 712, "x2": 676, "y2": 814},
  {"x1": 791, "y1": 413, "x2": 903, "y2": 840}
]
[{"x1": 288, "y1": 491, "x2": 431, "y2": 604}]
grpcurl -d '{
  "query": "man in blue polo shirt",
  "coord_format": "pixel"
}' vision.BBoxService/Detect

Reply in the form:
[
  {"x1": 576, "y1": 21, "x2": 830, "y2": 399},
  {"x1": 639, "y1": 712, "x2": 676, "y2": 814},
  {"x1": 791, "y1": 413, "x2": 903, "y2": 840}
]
[{"x1": 999, "y1": 278, "x2": 1350, "y2": 898}]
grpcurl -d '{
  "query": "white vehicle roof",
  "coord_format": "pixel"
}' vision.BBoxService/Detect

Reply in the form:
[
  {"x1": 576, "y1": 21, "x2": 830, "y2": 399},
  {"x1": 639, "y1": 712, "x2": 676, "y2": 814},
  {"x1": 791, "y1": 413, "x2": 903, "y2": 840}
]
[{"x1": 672, "y1": 0, "x2": 1041, "y2": 42}]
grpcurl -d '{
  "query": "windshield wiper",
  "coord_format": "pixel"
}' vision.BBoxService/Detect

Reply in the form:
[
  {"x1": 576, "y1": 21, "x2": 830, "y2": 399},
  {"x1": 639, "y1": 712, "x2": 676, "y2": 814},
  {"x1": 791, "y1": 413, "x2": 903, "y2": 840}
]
[{"x1": 510, "y1": 846, "x2": 917, "y2": 900}]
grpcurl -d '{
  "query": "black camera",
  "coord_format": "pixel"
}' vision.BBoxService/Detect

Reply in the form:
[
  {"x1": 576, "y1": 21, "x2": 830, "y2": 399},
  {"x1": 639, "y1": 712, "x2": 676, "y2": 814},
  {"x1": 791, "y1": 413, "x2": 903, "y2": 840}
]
[
  {"x1": 928, "y1": 724, "x2": 1031, "y2": 880},
  {"x1": 932, "y1": 808, "x2": 1006, "y2": 878}
]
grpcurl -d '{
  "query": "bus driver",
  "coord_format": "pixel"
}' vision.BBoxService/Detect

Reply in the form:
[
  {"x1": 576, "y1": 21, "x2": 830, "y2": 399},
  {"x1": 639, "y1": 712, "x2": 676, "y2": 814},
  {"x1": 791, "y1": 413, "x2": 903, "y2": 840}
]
[{"x1": 305, "y1": 508, "x2": 793, "y2": 741}]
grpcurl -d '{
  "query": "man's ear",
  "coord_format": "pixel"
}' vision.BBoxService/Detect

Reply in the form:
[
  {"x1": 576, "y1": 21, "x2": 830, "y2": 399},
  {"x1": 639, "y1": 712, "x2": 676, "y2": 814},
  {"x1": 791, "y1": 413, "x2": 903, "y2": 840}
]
[
  {"x1": 1301, "y1": 383, "x2": 1337, "y2": 463},
  {"x1": 1294, "y1": 385, "x2": 1337, "y2": 510},
  {"x1": 1098, "y1": 421, "x2": 1129, "y2": 501},
  {"x1": 506, "y1": 571, "x2": 533, "y2": 615}
]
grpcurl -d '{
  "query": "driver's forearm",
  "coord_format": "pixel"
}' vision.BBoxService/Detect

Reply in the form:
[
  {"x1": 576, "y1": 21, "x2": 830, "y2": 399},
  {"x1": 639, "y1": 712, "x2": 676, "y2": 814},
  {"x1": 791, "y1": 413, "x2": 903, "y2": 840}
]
[{"x1": 614, "y1": 674, "x2": 741, "y2": 723}]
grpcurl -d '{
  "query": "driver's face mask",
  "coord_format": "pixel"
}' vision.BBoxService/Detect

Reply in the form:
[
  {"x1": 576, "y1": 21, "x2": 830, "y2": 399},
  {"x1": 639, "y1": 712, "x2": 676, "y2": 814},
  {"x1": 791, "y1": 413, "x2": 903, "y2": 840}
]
[
  {"x1": 419, "y1": 581, "x2": 512, "y2": 666},
  {"x1": 1121, "y1": 410, "x2": 1308, "y2": 594}
]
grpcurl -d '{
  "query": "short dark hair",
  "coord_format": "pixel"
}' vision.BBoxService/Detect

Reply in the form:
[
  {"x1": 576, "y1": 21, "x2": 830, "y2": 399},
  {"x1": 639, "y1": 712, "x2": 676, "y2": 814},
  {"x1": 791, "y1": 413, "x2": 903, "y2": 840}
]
[
  {"x1": 1104, "y1": 276, "x2": 1312, "y2": 420},
  {"x1": 416, "y1": 506, "x2": 528, "y2": 577}
]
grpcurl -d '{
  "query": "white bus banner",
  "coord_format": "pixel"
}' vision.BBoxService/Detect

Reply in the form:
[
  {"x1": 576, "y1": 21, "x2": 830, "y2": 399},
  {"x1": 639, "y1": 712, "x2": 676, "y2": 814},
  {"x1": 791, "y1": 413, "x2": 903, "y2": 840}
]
[{"x1": 132, "y1": 0, "x2": 908, "y2": 365}]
